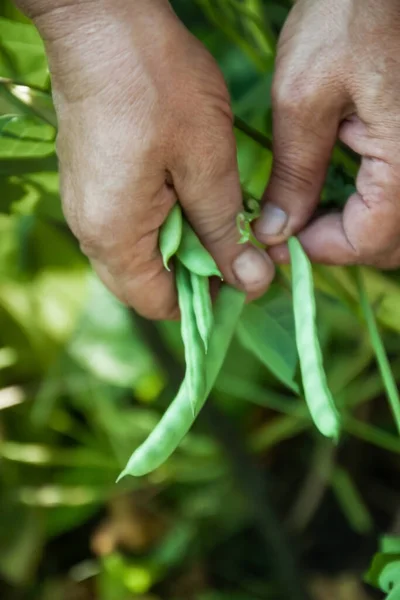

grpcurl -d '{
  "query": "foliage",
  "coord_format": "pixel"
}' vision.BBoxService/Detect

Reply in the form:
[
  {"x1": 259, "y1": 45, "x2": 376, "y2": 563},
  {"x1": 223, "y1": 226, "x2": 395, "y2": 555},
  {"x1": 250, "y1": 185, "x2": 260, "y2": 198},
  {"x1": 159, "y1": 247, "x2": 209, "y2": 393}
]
[{"x1": 0, "y1": 1, "x2": 400, "y2": 599}]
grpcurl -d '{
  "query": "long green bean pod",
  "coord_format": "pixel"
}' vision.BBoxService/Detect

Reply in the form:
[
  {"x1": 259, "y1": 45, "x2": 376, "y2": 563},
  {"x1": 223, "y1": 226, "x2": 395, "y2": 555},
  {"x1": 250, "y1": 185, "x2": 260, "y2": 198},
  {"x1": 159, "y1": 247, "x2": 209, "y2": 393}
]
[
  {"x1": 117, "y1": 286, "x2": 246, "y2": 478},
  {"x1": 190, "y1": 272, "x2": 213, "y2": 352},
  {"x1": 177, "y1": 221, "x2": 222, "y2": 278},
  {"x1": 288, "y1": 237, "x2": 340, "y2": 440},
  {"x1": 176, "y1": 262, "x2": 206, "y2": 414}
]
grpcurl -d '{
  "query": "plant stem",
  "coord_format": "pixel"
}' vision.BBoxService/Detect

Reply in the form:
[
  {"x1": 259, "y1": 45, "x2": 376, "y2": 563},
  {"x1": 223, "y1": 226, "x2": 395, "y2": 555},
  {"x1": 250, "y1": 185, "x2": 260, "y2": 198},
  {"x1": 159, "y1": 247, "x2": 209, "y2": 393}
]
[
  {"x1": 234, "y1": 116, "x2": 359, "y2": 179},
  {"x1": 344, "y1": 416, "x2": 400, "y2": 454},
  {"x1": 203, "y1": 401, "x2": 312, "y2": 600},
  {"x1": 355, "y1": 268, "x2": 400, "y2": 436},
  {"x1": 234, "y1": 115, "x2": 273, "y2": 150}
]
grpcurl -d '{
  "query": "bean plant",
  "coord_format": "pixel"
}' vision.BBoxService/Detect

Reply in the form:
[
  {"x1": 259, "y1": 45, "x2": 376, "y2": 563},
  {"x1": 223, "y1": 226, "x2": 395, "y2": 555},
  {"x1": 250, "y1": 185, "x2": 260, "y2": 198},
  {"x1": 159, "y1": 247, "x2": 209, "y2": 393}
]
[
  {"x1": 1, "y1": 1, "x2": 400, "y2": 598},
  {"x1": 118, "y1": 205, "x2": 342, "y2": 479}
]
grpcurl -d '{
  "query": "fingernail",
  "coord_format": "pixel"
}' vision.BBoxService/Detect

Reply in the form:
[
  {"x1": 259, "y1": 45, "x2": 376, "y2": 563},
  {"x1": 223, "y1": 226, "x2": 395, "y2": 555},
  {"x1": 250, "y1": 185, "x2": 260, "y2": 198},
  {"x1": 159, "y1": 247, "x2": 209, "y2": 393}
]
[
  {"x1": 232, "y1": 247, "x2": 274, "y2": 291},
  {"x1": 256, "y1": 203, "x2": 288, "y2": 237}
]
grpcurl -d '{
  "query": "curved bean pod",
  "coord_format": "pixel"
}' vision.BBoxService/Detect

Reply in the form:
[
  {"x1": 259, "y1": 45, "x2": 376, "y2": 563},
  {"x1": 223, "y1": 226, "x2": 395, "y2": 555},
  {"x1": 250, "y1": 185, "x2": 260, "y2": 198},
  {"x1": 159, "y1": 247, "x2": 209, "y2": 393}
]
[
  {"x1": 190, "y1": 272, "x2": 213, "y2": 352},
  {"x1": 288, "y1": 237, "x2": 340, "y2": 440},
  {"x1": 176, "y1": 262, "x2": 206, "y2": 414},
  {"x1": 159, "y1": 203, "x2": 183, "y2": 270},
  {"x1": 177, "y1": 221, "x2": 222, "y2": 278},
  {"x1": 117, "y1": 285, "x2": 246, "y2": 478}
]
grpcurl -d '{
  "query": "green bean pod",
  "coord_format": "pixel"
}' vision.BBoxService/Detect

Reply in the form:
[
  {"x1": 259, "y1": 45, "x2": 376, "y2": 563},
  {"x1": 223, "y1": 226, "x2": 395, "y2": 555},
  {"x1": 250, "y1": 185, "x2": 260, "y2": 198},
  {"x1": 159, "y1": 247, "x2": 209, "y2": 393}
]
[
  {"x1": 159, "y1": 204, "x2": 183, "y2": 270},
  {"x1": 190, "y1": 272, "x2": 213, "y2": 352},
  {"x1": 176, "y1": 262, "x2": 206, "y2": 414},
  {"x1": 177, "y1": 221, "x2": 222, "y2": 278},
  {"x1": 288, "y1": 237, "x2": 341, "y2": 440},
  {"x1": 117, "y1": 285, "x2": 246, "y2": 478}
]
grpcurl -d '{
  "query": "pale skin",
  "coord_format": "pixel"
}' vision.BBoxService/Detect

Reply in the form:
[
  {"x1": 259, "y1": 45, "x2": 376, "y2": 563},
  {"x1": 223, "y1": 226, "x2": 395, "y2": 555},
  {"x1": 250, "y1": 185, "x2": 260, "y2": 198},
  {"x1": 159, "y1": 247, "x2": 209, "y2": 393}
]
[{"x1": 17, "y1": 0, "x2": 400, "y2": 319}]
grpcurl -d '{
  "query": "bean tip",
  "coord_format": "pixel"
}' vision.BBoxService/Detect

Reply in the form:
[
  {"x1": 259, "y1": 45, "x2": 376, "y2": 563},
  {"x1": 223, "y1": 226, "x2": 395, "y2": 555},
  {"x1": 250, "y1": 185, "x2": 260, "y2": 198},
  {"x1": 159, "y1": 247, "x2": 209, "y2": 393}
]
[
  {"x1": 116, "y1": 469, "x2": 128, "y2": 483},
  {"x1": 163, "y1": 259, "x2": 171, "y2": 272}
]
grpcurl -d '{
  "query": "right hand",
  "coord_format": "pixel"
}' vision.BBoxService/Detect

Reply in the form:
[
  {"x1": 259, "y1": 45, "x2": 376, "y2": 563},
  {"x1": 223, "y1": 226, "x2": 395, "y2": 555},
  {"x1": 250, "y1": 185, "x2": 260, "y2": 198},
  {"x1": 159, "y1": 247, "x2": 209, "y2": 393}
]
[{"x1": 28, "y1": 0, "x2": 274, "y2": 319}]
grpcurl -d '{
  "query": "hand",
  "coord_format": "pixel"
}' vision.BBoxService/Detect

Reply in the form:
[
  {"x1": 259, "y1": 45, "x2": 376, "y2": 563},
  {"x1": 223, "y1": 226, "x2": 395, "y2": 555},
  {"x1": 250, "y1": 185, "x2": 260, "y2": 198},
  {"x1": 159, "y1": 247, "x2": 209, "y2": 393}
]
[
  {"x1": 26, "y1": 0, "x2": 274, "y2": 319},
  {"x1": 254, "y1": 0, "x2": 400, "y2": 269}
]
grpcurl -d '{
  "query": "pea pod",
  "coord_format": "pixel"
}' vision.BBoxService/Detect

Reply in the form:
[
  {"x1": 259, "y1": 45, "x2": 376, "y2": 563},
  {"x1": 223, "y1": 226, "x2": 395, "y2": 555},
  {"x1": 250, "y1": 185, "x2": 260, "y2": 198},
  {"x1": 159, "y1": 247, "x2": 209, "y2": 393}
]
[
  {"x1": 190, "y1": 272, "x2": 213, "y2": 352},
  {"x1": 176, "y1": 262, "x2": 206, "y2": 414},
  {"x1": 117, "y1": 286, "x2": 246, "y2": 478},
  {"x1": 288, "y1": 236, "x2": 340, "y2": 440},
  {"x1": 159, "y1": 203, "x2": 183, "y2": 270},
  {"x1": 177, "y1": 221, "x2": 222, "y2": 278}
]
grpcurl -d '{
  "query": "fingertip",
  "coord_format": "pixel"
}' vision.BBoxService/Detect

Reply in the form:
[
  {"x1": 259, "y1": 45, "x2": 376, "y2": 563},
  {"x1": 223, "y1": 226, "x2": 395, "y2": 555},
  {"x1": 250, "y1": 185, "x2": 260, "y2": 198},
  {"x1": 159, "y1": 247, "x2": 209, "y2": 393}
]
[
  {"x1": 254, "y1": 203, "x2": 290, "y2": 245},
  {"x1": 231, "y1": 246, "x2": 275, "y2": 296},
  {"x1": 268, "y1": 242, "x2": 290, "y2": 264}
]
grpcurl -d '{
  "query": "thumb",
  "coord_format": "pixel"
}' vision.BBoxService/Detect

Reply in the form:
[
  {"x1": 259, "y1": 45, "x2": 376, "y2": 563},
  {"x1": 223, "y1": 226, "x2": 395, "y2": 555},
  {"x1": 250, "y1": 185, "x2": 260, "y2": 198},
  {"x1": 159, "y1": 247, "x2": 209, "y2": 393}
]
[
  {"x1": 172, "y1": 124, "x2": 274, "y2": 296},
  {"x1": 254, "y1": 84, "x2": 341, "y2": 245}
]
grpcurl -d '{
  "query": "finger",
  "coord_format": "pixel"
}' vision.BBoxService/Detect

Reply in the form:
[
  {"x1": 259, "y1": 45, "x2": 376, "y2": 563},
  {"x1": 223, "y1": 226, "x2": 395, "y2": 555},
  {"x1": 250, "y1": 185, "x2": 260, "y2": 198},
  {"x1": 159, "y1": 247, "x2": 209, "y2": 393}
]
[
  {"x1": 101, "y1": 183, "x2": 180, "y2": 320},
  {"x1": 269, "y1": 155, "x2": 400, "y2": 268},
  {"x1": 254, "y1": 77, "x2": 343, "y2": 246},
  {"x1": 90, "y1": 258, "x2": 129, "y2": 305},
  {"x1": 62, "y1": 162, "x2": 179, "y2": 320},
  {"x1": 172, "y1": 122, "x2": 275, "y2": 296}
]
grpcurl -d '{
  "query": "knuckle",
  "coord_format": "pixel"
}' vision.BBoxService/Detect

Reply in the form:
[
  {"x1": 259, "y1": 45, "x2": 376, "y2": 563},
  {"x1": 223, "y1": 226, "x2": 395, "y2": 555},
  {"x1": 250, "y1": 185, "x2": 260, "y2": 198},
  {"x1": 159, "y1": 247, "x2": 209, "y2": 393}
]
[
  {"x1": 270, "y1": 155, "x2": 316, "y2": 193},
  {"x1": 187, "y1": 133, "x2": 237, "y2": 187},
  {"x1": 63, "y1": 193, "x2": 111, "y2": 259},
  {"x1": 76, "y1": 206, "x2": 108, "y2": 258},
  {"x1": 198, "y1": 206, "x2": 238, "y2": 247},
  {"x1": 357, "y1": 158, "x2": 399, "y2": 208}
]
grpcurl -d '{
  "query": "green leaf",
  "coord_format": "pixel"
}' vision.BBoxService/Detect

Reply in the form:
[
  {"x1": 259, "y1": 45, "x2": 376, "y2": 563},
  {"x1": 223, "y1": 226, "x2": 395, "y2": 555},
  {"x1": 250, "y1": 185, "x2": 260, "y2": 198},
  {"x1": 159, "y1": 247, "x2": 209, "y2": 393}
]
[
  {"x1": 382, "y1": 537, "x2": 400, "y2": 555},
  {"x1": 0, "y1": 18, "x2": 48, "y2": 86},
  {"x1": 380, "y1": 562, "x2": 400, "y2": 594},
  {"x1": 0, "y1": 503, "x2": 43, "y2": 585},
  {"x1": 0, "y1": 113, "x2": 17, "y2": 133},
  {"x1": 0, "y1": 154, "x2": 58, "y2": 175},
  {"x1": 331, "y1": 467, "x2": 373, "y2": 535},
  {"x1": 68, "y1": 275, "x2": 158, "y2": 388},
  {"x1": 365, "y1": 554, "x2": 400, "y2": 589},
  {"x1": 0, "y1": 79, "x2": 56, "y2": 126},
  {"x1": 237, "y1": 300, "x2": 299, "y2": 392},
  {"x1": 0, "y1": 115, "x2": 54, "y2": 158},
  {"x1": 4, "y1": 171, "x2": 64, "y2": 222}
]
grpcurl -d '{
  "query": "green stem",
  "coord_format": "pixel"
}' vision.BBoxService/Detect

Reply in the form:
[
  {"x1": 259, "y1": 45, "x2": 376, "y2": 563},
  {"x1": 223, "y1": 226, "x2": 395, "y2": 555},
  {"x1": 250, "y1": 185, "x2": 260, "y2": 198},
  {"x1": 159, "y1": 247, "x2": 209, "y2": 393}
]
[
  {"x1": 234, "y1": 115, "x2": 273, "y2": 150},
  {"x1": 356, "y1": 268, "x2": 400, "y2": 436},
  {"x1": 344, "y1": 416, "x2": 400, "y2": 454},
  {"x1": 234, "y1": 116, "x2": 359, "y2": 179},
  {"x1": 228, "y1": 0, "x2": 275, "y2": 56},
  {"x1": 203, "y1": 402, "x2": 312, "y2": 600}
]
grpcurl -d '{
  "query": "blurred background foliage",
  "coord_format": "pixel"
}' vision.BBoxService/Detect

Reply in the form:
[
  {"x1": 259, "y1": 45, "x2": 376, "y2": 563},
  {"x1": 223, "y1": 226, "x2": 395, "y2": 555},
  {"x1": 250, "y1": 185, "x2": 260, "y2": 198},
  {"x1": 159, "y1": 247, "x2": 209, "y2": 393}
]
[{"x1": 0, "y1": 0, "x2": 399, "y2": 598}]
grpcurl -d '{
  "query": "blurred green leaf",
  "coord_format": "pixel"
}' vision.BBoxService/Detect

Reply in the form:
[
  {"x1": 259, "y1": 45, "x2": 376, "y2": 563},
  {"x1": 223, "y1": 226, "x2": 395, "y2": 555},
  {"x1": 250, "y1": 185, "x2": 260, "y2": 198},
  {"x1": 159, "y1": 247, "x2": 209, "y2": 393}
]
[
  {"x1": 0, "y1": 18, "x2": 47, "y2": 86},
  {"x1": 237, "y1": 297, "x2": 299, "y2": 392},
  {"x1": 366, "y1": 554, "x2": 400, "y2": 590},
  {"x1": 331, "y1": 467, "x2": 374, "y2": 535},
  {"x1": 0, "y1": 114, "x2": 54, "y2": 157},
  {"x1": 68, "y1": 275, "x2": 159, "y2": 388},
  {"x1": 382, "y1": 537, "x2": 400, "y2": 555},
  {"x1": 0, "y1": 79, "x2": 56, "y2": 125},
  {"x1": 0, "y1": 503, "x2": 43, "y2": 584}
]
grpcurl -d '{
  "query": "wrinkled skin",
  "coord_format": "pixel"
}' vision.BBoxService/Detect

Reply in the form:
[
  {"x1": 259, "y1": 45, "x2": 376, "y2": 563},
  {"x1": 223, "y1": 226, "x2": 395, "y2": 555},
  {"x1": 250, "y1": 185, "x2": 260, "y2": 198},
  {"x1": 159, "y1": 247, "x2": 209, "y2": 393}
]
[
  {"x1": 256, "y1": 0, "x2": 400, "y2": 268},
  {"x1": 18, "y1": 0, "x2": 400, "y2": 319}
]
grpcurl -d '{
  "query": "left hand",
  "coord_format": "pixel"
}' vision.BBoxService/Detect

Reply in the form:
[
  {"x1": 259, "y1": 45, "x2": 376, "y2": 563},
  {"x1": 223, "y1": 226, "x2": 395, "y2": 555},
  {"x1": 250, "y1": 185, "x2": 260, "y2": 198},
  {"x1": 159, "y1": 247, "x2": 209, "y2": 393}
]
[{"x1": 255, "y1": 0, "x2": 400, "y2": 269}]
